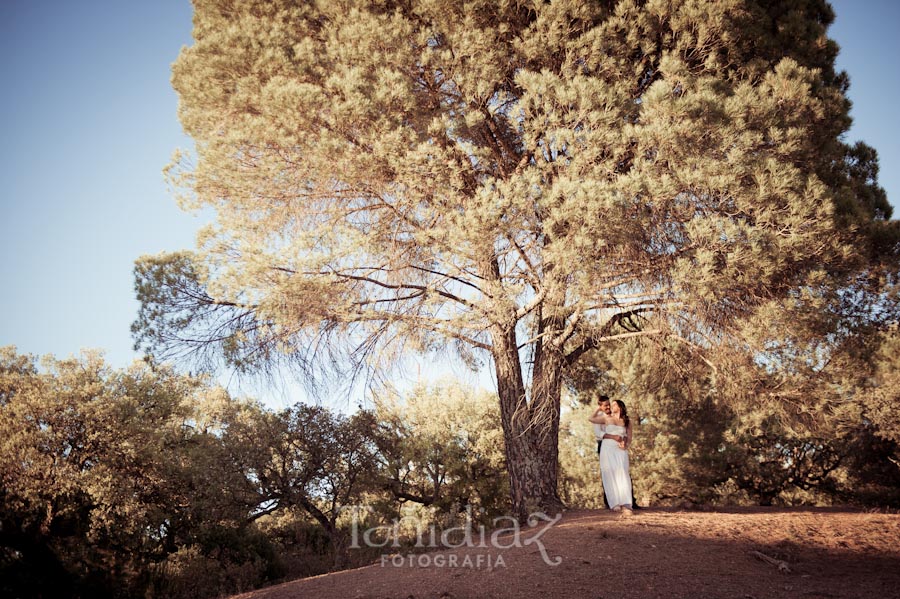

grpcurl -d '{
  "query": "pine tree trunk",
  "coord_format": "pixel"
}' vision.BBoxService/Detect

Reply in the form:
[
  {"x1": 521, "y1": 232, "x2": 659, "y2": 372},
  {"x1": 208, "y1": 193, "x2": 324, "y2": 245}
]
[{"x1": 491, "y1": 324, "x2": 565, "y2": 521}]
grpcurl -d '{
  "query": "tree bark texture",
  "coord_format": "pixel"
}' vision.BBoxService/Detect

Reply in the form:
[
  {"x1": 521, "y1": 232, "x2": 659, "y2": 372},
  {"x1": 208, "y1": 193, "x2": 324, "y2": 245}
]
[{"x1": 491, "y1": 323, "x2": 565, "y2": 520}]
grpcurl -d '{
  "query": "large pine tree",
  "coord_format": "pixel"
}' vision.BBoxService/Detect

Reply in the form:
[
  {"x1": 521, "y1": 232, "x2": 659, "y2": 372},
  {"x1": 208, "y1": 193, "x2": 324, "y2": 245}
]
[{"x1": 136, "y1": 0, "x2": 890, "y2": 518}]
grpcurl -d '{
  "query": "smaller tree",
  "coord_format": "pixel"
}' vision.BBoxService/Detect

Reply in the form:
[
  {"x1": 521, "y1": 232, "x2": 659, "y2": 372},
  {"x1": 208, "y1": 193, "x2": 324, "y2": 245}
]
[
  {"x1": 841, "y1": 324, "x2": 900, "y2": 505},
  {"x1": 228, "y1": 403, "x2": 380, "y2": 568},
  {"x1": 862, "y1": 324, "x2": 900, "y2": 446},
  {"x1": 372, "y1": 380, "x2": 509, "y2": 520},
  {"x1": 0, "y1": 347, "x2": 283, "y2": 598}
]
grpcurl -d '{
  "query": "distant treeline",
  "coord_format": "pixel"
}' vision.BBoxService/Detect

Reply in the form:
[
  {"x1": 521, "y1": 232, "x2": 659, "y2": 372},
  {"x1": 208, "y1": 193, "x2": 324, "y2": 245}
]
[{"x1": 2, "y1": 340, "x2": 898, "y2": 598}]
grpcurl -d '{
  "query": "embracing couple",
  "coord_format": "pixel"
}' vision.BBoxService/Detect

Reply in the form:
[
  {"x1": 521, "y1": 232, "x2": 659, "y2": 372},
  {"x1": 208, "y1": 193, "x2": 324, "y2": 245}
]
[{"x1": 588, "y1": 395, "x2": 637, "y2": 515}]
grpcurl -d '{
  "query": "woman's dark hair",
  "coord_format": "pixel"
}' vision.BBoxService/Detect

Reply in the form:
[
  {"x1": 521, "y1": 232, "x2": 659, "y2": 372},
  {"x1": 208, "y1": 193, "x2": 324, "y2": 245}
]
[{"x1": 614, "y1": 399, "x2": 629, "y2": 428}]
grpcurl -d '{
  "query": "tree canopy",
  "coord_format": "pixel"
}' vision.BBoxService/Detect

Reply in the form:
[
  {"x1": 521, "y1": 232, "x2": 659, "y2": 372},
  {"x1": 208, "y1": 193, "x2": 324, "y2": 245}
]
[{"x1": 136, "y1": 0, "x2": 896, "y2": 516}]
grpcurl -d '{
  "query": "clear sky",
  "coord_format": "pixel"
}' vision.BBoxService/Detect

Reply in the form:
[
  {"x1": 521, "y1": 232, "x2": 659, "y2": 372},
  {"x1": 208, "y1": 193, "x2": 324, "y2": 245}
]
[
  {"x1": 1, "y1": 0, "x2": 898, "y2": 405},
  {"x1": 1, "y1": 0, "x2": 200, "y2": 362}
]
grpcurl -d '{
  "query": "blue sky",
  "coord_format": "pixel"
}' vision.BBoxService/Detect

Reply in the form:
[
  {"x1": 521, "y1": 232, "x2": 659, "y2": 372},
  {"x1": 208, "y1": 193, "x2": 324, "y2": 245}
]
[
  {"x1": 1, "y1": 0, "x2": 898, "y2": 405},
  {"x1": 1, "y1": 1, "x2": 199, "y2": 362}
]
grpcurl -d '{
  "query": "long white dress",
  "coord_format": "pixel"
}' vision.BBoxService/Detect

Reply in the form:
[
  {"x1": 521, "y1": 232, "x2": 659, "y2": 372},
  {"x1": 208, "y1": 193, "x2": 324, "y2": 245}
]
[{"x1": 599, "y1": 424, "x2": 632, "y2": 509}]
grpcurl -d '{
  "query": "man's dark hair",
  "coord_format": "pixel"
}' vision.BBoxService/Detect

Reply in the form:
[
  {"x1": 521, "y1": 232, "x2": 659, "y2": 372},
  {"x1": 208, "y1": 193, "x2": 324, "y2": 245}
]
[{"x1": 598, "y1": 395, "x2": 610, "y2": 403}]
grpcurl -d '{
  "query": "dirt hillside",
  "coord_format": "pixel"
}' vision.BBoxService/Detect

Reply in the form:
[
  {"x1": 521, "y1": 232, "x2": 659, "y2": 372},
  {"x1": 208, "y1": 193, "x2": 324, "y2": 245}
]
[{"x1": 232, "y1": 507, "x2": 900, "y2": 599}]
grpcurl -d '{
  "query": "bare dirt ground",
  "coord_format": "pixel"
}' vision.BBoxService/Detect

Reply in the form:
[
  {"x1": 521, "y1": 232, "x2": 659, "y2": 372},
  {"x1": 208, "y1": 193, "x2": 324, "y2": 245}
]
[{"x1": 232, "y1": 507, "x2": 900, "y2": 599}]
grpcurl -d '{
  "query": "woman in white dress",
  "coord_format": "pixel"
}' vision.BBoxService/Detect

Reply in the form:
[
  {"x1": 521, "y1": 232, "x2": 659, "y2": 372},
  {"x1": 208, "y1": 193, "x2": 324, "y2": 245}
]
[{"x1": 588, "y1": 399, "x2": 633, "y2": 514}]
